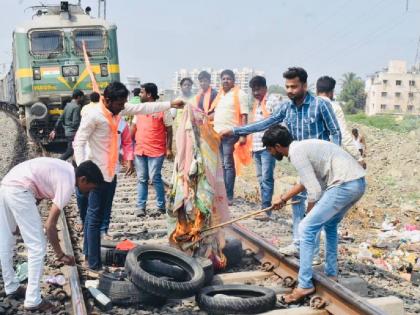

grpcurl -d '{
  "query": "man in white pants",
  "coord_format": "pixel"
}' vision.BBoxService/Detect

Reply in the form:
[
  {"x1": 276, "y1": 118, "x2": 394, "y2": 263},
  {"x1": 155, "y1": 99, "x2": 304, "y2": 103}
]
[{"x1": 0, "y1": 158, "x2": 103, "y2": 312}]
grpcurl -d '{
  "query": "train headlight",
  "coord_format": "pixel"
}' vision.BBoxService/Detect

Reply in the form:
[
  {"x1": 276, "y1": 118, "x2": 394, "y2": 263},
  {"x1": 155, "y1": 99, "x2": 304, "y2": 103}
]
[
  {"x1": 62, "y1": 65, "x2": 79, "y2": 77},
  {"x1": 30, "y1": 102, "x2": 48, "y2": 120},
  {"x1": 33, "y1": 67, "x2": 41, "y2": 80},
  {"x1": 100, "y1": 63, "x2": 108, "y2": 77}
]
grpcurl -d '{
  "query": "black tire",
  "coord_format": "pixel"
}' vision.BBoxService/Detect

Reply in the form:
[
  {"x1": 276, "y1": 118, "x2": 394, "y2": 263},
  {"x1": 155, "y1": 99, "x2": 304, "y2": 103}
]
[
  {"x1": 141, "y1": 260, "x2": 187, "y2": 281},
  {"x1": 196, "y1": 257, "x2": 214, "y2": 285},
  {"x1": 223, "y1": 237, "x2": 243, "y2": 268},
  {"x1": 101, "y1": 247, "x2": 128, "y2": 267},
  {"x1": 196, "y1": 284, "x2": 276, "y2": 314},
  {"x1": 97, "y1": 274, "x2": 166, "y2": 306},
  {"x1": 125, "y1": 245, "x2": 205, "y2": 299}
]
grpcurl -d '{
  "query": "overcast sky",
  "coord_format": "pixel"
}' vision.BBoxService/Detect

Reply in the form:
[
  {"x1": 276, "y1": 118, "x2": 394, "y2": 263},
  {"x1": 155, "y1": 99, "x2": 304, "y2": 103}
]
[{"x1": 0, "y1": 0, "x2": 419, "y2": 90}]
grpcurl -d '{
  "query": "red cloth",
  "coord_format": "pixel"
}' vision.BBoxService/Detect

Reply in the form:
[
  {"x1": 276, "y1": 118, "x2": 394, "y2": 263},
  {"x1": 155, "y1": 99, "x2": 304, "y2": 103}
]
[
  {"x1": 134, "y1": 112, "x2": 167, "y2": 157},
  {"x1": 115, "y1": 239, "x2": 136, "y2": 251}
]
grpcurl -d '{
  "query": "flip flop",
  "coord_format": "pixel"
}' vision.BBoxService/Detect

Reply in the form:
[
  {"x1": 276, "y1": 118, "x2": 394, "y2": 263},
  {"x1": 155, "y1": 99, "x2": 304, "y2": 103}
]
[{"x1": 279, "y1": 287, "x2": 315, "y2": 304}]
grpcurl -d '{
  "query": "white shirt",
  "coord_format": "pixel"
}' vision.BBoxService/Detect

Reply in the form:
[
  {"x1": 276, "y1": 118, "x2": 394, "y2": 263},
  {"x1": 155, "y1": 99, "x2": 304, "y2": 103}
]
[
  {"x1": 1, "y1": 158, "x2": 75, "y2": 210},
  {"x1": 289, "y1": 140, "x2": 366, "y2": 202},
  {"x1": 213, "y1": 88, "x2": 249, "y2": 133},
  {"x1": 252, "y1": 94, "x2": 281, "y2": 152},
  {"x1": 74, "y1": 101, "x2": 171, "y2": 182},
  {"x1": 319, "y1": 96, "x2": 363, "y2": 162}
]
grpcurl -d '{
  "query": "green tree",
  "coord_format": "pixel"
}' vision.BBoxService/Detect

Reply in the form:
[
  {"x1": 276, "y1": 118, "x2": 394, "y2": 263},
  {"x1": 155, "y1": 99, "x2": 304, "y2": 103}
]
[
  {"x1": 338, "y1": 72, "x2": 366, "y2": 114},
  {"x1": 268, "y1": 84, "x2": 287, "y2": 95}
]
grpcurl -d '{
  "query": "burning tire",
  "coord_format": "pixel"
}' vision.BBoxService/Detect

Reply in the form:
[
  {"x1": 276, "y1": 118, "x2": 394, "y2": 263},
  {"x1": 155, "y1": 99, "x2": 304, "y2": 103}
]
[
  {"x1": 196, "y1": 284, "x2": 277, "y2": 314},
  {"x1": 125, "y1": 245, "x2": 205, "y2": 298},
  {"x1": 222, "y1": 237, "x2": 243, "y2": 268},
  {"x1": 98, "y1": 274, "x2": 166, "y2": 306}
]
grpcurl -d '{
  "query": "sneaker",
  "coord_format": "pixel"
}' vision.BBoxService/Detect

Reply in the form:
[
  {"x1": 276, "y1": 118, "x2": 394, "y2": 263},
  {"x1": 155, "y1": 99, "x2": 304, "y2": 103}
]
[
  {"x1": 312, "y1": 256, "x2": 322, "y2": 266},
  {"x1": 6, "y1": 285, "x2": 26, "y2": 299},
  {"x1": 278, "y1": 244, "x2": 298, "y2": 256},
  {"x1": 135, "y1": 208, "x2": 146, "y2": 217},
  {"x1": 24, "y1": 299, "x2": 57, "y2": 312}
]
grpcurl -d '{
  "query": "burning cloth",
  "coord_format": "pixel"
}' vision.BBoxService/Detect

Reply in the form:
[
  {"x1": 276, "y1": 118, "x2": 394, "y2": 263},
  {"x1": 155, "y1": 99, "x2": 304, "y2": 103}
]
[{"x1": 167, "y1": 105, "x2": 230, "y2": 269}]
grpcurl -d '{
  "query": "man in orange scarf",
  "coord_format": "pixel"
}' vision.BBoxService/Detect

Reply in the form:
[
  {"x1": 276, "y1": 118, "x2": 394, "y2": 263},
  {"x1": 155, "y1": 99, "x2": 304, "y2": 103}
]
[
  {"x1": 248, "y1": 76, "x2": 279, "y2": 220},
  {"x1": 211, "y1": 69, "x2": 249, "y2": 206},
  {"x1": 195, "y1": 70, "x2": 218, "y2": 115},
  {"x1": 73, "y1": 82, "x2": 184, "y2": 270}
]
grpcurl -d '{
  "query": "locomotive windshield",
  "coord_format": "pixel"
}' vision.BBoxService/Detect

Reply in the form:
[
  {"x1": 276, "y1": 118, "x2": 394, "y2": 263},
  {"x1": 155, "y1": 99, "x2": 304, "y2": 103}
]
[
  {"x1": 30, "y1": 30, "x2": 63, "y2": 55},
  {"x1": 74, "y1": 29, "x2": 105, "y2": 54}
]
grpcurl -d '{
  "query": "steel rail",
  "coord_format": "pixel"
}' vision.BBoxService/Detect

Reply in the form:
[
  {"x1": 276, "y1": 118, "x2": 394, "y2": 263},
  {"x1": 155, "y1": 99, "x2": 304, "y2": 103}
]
[
  {"x1": 58, "y1": 208, "x2": 88, "y2": 315},
  {"x1": 227, "y1": 223, "x2": 386, "y2": 315}
]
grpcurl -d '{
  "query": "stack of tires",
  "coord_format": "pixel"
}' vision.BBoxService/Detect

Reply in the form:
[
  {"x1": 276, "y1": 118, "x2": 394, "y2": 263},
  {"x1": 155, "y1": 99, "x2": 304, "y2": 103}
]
[
  {"x1": 98, "y1": 238, "x2": 277, "y2": 313},
  {"x1": 99, "y1": 244, "x2": 210, "y2": 306}
]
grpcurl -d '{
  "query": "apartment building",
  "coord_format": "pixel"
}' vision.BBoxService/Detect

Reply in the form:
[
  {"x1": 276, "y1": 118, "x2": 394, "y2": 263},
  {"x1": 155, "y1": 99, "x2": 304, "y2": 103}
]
[
  {"x1": 173, "y1": 67, "x2": 265, "y2": 94},
  {"x1": 365, "y1": 60, "x2": 420, "y2": 116}
]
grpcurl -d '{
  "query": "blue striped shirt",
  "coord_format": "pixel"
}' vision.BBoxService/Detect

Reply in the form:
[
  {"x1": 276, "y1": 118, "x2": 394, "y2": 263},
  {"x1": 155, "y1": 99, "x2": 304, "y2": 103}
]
[{"x1": 233, "y1": 93, "x2": 342, "y2": 145}]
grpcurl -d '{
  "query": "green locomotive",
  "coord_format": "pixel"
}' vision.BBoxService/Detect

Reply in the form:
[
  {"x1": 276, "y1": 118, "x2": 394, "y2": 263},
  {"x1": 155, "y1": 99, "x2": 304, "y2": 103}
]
[{"x1": 0, "y1": 1, "x2": 120, "y2": 143}]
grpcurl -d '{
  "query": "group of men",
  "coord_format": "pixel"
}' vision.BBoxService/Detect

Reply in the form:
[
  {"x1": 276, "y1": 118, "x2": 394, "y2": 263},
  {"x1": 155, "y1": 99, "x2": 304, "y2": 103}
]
[{"x1": 0, "y1": 66, "x2": 368, "y2": 310}]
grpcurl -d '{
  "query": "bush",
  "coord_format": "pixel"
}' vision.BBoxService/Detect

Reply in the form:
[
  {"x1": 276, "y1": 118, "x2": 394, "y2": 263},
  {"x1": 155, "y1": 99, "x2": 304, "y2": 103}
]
[{"x1": 346, "y1": 113, "x2": 420, "y2": 133}]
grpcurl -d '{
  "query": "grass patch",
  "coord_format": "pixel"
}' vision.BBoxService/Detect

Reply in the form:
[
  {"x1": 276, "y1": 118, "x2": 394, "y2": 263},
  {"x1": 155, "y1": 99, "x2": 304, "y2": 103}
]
[
  {"x1": 383, "y1": 176, "x2": 397, "y2": 187},
  {"x1": 346, "y1": 113, "x2": 420, "y2": 133}
]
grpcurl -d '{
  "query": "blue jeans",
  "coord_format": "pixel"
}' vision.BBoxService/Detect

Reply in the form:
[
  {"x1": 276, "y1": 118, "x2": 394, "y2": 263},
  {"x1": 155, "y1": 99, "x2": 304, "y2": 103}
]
[
  {"x1": 220, "y1": 135, "x2": 239, "y2": 201},
  {"x1": 76, "y1": 177, "x2": 117, "y2": 234},
  {"x1": 298, "y1": 178, "x2": 366, "y2": 288},
  {"x1": 291, "y1": 191, "x2": 320, "y2": 258},
  {"x1": 253, "y1": 149, "x2": 276, "y2": 210},
  {"x1": 135, "y1": 155, "x2": 165, "y2": 210},
  {"x1": 79, "y1": 177, "x2": 117, "y2": 270}
]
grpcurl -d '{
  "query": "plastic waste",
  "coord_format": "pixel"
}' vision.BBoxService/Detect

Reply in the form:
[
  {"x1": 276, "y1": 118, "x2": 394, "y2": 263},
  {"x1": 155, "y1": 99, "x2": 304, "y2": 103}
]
[
  {"x1": 16, "y1": 262, "x2": 28, "y2": 282},
  {"x1": 357, "y1": 242, "x2": 373, "y2": 260},
  {"x1": 45, "y1": 274, "x2": 66, "y2": 286}
]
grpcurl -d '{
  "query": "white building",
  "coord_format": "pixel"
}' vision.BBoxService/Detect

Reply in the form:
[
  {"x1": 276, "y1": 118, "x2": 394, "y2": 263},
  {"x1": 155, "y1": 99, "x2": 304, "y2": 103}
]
[
  {"x1": 125, "y1": 76, "x2": 141, "y2": 96},
  {"x1": 173, "y1": 68, "x2": 265, "y2": 94},
  {"x1": 365, "y1": 60, "x2": 420, "y2": 116}
]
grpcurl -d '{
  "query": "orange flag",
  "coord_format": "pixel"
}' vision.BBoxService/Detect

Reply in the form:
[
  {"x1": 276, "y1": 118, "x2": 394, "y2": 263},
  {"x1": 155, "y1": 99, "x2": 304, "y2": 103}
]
[{"x1": 82, "y1": 40, "x2": 99, "y2": 93}]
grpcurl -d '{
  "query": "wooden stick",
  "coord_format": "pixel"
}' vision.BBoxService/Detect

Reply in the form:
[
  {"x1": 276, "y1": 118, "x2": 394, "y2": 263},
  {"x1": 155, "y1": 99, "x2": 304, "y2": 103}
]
[
  {"x1": 181, "y1": 201, "x2": 299, "y2": 251},
  {"x1": 201, "y1": 201, "x2": 299, "y2": 233}
]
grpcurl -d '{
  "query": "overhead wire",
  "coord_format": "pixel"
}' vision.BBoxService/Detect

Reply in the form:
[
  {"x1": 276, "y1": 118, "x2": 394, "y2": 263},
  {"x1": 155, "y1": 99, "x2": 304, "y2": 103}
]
[{"x1": 297, "y1": 0, "x2": 390, "y2": 64}]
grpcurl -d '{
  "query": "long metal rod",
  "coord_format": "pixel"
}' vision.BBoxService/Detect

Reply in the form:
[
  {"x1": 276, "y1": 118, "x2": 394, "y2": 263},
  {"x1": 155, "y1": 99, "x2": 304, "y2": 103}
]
[
  {"x1": 59, "y1": 212, "x2": 88, "y2": 315},
  {"x1": 228, "y1": 223, "x2": 386, "y2": 315}
]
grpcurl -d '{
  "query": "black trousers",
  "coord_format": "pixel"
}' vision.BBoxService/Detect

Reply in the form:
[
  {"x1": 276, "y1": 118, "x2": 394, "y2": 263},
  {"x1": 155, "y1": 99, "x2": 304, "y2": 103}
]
[{"x1": 60, "y1": 135, "x2": 75, "y2": 160}]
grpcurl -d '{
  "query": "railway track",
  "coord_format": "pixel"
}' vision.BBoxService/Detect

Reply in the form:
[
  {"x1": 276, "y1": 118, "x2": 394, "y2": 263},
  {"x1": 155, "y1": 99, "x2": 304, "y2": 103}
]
[
  {"x1": 0, "y1": 106, "x2": 404, "y2": 314},
  {"x1": 61, "y1": 161, "x2": 400, "y2": 315}
]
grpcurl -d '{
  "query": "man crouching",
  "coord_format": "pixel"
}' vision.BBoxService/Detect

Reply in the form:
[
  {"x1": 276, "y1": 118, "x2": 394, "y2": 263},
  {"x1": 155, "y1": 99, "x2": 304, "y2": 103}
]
[
  {"x1": 0, "y1": 158, "x2": 103, "y2": 312},
  {"x1": 262, "y1": 125, "x2": 366, "y2": 303}
]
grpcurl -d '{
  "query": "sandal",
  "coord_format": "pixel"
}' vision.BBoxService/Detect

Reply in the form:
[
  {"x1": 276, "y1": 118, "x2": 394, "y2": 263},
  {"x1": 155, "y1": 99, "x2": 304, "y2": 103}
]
[
  {"x1": 24, "y1": 299, "x2": 57, "y2": 312},
  {"x1": 280, "y1": 287, "x2": 315, "y2": 304}
]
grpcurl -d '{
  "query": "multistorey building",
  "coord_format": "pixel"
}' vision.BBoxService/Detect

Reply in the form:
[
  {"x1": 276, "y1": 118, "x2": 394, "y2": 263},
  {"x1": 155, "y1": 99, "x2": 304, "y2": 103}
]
[
  {"x1": 365, "y1": 60, "x2": 420, "y2": 116},
  {"x1": 173, "y1": 68, "x2": 265, "y2": 94}
]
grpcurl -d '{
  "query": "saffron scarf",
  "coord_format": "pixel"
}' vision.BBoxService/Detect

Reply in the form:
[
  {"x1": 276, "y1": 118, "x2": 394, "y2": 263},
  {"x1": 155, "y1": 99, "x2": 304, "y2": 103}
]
[
  {"x1": 83, "y1": 40, "x2": 119, "y2": 177},
  {"x1": 100, "y1": 101, "x2": 120, "y2": 178},
  {"x1": 196, "y1": 88, "x2": 212, "y2": 114},
  {"x1": 211, "y1": 86, "x2": 252, "y2": 174}
]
